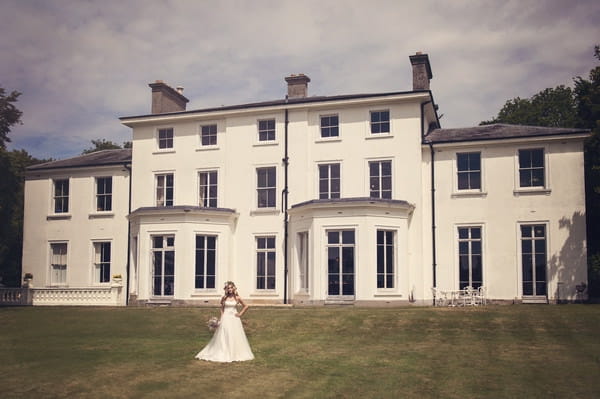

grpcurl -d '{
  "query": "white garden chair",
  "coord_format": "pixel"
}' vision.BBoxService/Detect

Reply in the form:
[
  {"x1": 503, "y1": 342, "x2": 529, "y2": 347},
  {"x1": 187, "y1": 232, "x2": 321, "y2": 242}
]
[
  {"x1": 460, "y1": 286, "x2": 476, "y2": 306},
  {"x1": 474, "y1": 286, "x2": 486, "y2": 305},
  {"x1": 431, "y1": 287, "x2": 449, "y2": 307}
]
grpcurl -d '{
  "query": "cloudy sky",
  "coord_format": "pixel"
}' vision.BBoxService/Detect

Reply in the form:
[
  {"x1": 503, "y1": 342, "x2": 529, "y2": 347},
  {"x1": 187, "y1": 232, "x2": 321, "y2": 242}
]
[{"x1": 1, "y1": 0, "x2": 598, "y2": 160}]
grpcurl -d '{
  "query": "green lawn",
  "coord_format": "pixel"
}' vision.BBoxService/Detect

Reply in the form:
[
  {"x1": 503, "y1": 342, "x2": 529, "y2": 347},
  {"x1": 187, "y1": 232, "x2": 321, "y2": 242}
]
[{"x1": 1, "y1": 305, "x2": 599, "y2": 399}]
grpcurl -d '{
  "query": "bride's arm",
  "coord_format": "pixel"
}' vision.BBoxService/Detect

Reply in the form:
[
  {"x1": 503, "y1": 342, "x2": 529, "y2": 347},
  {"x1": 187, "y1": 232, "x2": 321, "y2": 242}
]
[
  {"x1": 236, "y1": 296, "x2": 249, "y2": 317},
  {"x1": 220, "y1": 296, "x2": 225, "y2": 316}
]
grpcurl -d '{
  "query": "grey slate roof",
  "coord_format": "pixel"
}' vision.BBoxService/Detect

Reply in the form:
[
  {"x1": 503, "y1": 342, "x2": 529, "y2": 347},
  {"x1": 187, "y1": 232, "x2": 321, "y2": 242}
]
[
  {"x1": 120, "y1": 90, "x2": 431, "y2": 121},
  {"x1": 27, "y1": 149, "x2": 132, "y2": 171},
  {"x1": 424, "y1": 124, "x2": 589, "y2": 144}
]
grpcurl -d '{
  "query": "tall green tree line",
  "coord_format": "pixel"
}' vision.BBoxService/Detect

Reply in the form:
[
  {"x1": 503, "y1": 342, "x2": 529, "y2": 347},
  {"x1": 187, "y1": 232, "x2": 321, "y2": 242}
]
[
  {"x1": 0, "y1": 88, "x2": 50, "y2": 286},
  {"x1": 481, "y1": 46, "x2": 600, "y2": 297}
]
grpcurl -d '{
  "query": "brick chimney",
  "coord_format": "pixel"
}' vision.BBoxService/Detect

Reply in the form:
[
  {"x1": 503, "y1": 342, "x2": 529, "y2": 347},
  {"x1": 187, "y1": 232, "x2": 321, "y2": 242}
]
[
  {"x1": 409, "y1": 52, "x2": 433, "y2": 91},
  {"x1": 285, "y1": 74, "x2": 311, "y2": 99},
  {"x1": 148, "y1": 80, "x2": 189, "y2": 114}
]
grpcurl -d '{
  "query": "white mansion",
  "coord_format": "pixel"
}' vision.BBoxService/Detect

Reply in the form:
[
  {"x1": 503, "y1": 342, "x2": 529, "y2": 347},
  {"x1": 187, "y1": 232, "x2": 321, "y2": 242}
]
[{"x1": 21, "y1": 53, "x2": 589, "y2": 306}]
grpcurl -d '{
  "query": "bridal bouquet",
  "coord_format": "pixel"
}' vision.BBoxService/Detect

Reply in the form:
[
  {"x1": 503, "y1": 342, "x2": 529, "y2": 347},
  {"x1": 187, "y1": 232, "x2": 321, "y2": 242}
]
[{"x1": 207, "y1": 317, "x2": 220, "y2": 332}]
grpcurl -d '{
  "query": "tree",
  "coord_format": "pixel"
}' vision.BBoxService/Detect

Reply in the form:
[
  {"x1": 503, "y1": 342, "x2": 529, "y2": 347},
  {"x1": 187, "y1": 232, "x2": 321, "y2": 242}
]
[
  {"x1": 0, "y1": 150, "x2": 48, "y2": 286},
  {"x1": 0, "y1": 88, "x2": 22, "y2": 150},
  {"x1": 481, "y1": 85, "x2": 578, "y2": 128},
  {"x1": 573, "y1": 46, "x2": 600, "y2": 297},
  {"x1": 481, "y1": 45, "x2": 600, "y2": 298},
  {"x1": 82, "y1": 139, "x2": 131, "y2": 154},
  {"x1": 0, "y1": 86, "x2": 48, "y2": 286}
]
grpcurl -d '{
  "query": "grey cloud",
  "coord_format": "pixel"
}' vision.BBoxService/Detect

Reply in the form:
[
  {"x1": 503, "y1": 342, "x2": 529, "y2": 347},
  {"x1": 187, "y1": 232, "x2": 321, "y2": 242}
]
[{"x1": 1, "y1": 0, "x2": 598, "y2": 158}]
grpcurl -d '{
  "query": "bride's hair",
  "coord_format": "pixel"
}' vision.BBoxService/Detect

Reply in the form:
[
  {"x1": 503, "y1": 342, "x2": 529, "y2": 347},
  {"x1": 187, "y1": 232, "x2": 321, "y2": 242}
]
[{"x1": 223, "y1": 281, "x2": 238, "y2": 296}]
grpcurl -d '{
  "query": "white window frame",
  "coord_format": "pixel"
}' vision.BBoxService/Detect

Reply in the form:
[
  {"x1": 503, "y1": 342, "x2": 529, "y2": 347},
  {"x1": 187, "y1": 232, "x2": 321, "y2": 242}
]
[
  {"x1": 369, "y1": 109, "x2": 391, "y2": 136},
  {"x1": 317, "y1": 162, "x2": 341, "y2": 200},
  {"x1": 199, "y1": 123, "x2": 219, "y2": 148},
  {"x1": 456, "y1": 225, "x2": 484, "y2": 290},
  {"x1": 150, "y1": 234, "x2": 176, "y2": 297},
  {"x1": 49, "y1": 242, "x2": 68, "y2": 286},
  {"x1": 452, "y1": 151, "x2": 487, "y2": 197},
  {"x1": 52, "y1": 178, "x2": 70, "y2": 214},
  {"x1": 156, "y1": 127, "x2": 174, "y2": 151},
  {"x1": 255, "y1": 165, "x2": 277, "y2": 210},
  {"x1": 514, "y1": 146, "x2": 551, "y2": 195},
  {"x1": 198, "y1": 169, "x2": 218, "y2": 208},
  {"x1": 320, "y1": 114, "x2": 340, "y2": 139},
  {"x1": 155, "y1": 172, "x2": 174, "y2": 207},
  {"x1": 257, "y1": 118, "x2": 277, "y2": 143},
  {"x1": 92, "y1": 241, "x2": 112, "y2": 284},
  {"x1": 194, "y1": 234, "x2": 218, "y2": 290},
  {"x1": 367, "y1": 158, "x2": 393, "y2": 199},
  {"x1": 95, "y1": 176, "x2": 113, "y2": 212},
  {"x1": 255, "y1": 235, "x2": 276, "y2": 291},
  {"x1": 325, "y1": 228, "x2": 357, "y2": 298},
  {"x1": 517, "y1": 221, "x2": 549, "y2": 297},
  {"x1": 456, "y1": 152, "x2": 481, "y2": 190},
  {"x1": 376, "y1": 229, "x2": 396, "y2": 290}
]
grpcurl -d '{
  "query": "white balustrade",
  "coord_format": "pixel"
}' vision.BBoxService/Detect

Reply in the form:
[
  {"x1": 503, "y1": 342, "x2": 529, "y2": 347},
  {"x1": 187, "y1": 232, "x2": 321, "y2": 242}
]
[{"x1": 32, "y1": 284, "x2": 123, "y2": 306}]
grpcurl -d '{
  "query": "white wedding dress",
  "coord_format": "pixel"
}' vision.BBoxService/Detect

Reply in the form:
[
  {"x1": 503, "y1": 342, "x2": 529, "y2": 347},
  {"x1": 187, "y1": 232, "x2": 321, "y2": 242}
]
[{"x1": 195, "y1": 299, "x2": 254, "y2": 362}]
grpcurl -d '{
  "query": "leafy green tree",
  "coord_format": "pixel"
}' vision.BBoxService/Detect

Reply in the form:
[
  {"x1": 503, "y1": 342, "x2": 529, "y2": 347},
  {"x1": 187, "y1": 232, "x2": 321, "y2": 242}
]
[
  {"x1": 0, "y1": 150, "x2": 48, "y2": 286},
  {"x1": 481, "y1": 46, "x2": 600, "y2": 297},
  {"x1": 0, "y1": 86, "x2": 48, "y2": 286},
  {"x1": 574, "y1": 46, "x2": 600, "y2": 297},
  {"x1": 481, "y1": 85, "x2": 578, "y2": 128},
  {"x1": 0, "y1": 88, "x2": 22, "y2": 150},
  {"x1": 82, "y1": 139, "x2": 130, "y2": 154}
]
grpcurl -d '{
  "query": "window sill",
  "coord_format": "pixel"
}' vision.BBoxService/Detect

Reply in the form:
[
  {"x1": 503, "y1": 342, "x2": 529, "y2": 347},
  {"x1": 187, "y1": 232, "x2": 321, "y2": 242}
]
[
  {"x1": 253, "y1": 141, "x2": 279, "y2": 147},
  {"x1": 374, "y1": 293, "x2": 403, "y2": 298},
  {"x1": 365, "y1": 133, "x2": 393, "y2": 140},
  {"x1": 315, "y1": 137, "x2": 341, "y2": 143},
  {"x1": 250, "y1": 208, "x2": 280, "y2": 216},
  {"x1": 47, "y1": 214, "x2": 72, "y2": 220},
  {"x1": 250, "y1": 292, "x2": 279, "y2": 297},
  {"x1": 89, "y1": 212, "x2": 115, "y2": 219},
  {"x1": 191, "y1": 291, "x2": 220, "y2": 297},
  {"x1": 513, "y1": 188, "x2": 552, "y2": 196},
  {"x1": 196, "y1": 146, "x2": 220, "y2": 152},
  {"x1": 451, "y1": 191, "x2": 488, "y2": 199},
  {"x1": 152, "y1": 149, "x2": 175, "y2": 155}
]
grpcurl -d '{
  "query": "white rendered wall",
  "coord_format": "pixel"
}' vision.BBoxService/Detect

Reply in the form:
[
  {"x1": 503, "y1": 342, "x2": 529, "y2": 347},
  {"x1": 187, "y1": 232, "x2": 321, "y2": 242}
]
[
  {"x1": 22, "y1": 167, "x2": 130, "y2": 305},
  {"x1": 431, "y1": 137, "x2": 587, "y2": 302},
  {"x1": 127, "y1": 95, "x2": 431, "y2": 304}
]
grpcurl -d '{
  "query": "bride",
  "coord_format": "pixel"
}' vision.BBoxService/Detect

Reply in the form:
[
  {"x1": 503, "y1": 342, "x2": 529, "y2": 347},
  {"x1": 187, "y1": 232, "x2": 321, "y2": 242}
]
[{"x1": 195, "y1": 281, "x2": 254, "y2": 362}]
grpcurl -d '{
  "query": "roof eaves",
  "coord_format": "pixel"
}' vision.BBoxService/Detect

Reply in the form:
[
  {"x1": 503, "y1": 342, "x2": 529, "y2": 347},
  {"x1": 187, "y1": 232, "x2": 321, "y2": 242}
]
[
  {"x1": 120, "y1": 90, "x2": 430, "y2": 122},
  {"x1": 27, "y1": 160, "x2": 131, "y2": 172},
  {"x1": 26, "y1": 149, "x2": 132, "y2": 171},
  {"x1": 423, "y1": 125, "x2": 590, "y2": 145}
]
